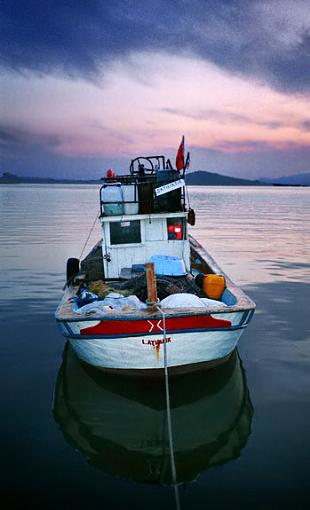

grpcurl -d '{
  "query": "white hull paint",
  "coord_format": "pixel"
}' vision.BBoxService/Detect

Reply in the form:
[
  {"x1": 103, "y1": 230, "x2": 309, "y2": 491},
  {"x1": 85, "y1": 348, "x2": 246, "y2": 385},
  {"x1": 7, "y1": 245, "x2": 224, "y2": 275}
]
[
  {"x1": 56, "y1": 234, "x2": 256, "y2": 371},
  {"x1": 68, "y1": 328, "x2": 244, "y2": 370}
]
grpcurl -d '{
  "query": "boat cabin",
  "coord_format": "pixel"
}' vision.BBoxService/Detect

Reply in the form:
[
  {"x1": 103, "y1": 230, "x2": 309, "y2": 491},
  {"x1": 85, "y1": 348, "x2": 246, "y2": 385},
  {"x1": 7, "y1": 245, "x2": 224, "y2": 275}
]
[{"x1": 99, "y1": 156, "x2": 190, "y2": 279}]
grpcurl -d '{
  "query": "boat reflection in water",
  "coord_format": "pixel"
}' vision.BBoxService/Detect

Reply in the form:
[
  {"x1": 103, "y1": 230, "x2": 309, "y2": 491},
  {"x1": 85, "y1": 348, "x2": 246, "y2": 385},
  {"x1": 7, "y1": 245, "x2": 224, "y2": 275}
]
[{"x1": 53, "y1": 344, "x2": 253, "y2": 485}]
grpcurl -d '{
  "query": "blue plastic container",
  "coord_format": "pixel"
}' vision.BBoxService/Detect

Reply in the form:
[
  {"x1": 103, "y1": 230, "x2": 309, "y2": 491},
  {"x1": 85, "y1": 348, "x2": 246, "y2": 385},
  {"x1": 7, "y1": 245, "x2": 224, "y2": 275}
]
[
  {"x1": 131, "y1": 264, "x2": 146, "y2": 273},
  {"x1": 150, "y1": 255, "x2": 186, "y2": 276}
]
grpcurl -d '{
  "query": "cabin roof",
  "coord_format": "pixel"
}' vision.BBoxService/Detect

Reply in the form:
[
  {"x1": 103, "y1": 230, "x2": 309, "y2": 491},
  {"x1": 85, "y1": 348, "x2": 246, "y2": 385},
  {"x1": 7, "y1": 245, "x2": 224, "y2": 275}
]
[{"x1": 100, "y1": 211, "x2": 187, "y2": 222}]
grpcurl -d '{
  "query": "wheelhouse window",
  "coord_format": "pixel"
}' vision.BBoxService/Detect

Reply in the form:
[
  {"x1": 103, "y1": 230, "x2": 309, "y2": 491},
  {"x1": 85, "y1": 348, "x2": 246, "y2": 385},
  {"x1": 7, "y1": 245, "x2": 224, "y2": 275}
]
[
  {"x1": 110, "y1": 220, "x2": 141, "y2": 245},
  {"x1": 167, "y1": 217, "x2": 186, "y2": 240}
]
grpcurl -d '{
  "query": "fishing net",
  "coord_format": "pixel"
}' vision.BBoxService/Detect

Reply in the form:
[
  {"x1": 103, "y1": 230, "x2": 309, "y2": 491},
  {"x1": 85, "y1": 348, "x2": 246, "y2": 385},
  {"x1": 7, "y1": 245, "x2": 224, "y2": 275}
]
[{"x1": 112, "y1": 274, "x2": 203, "y2": 302}]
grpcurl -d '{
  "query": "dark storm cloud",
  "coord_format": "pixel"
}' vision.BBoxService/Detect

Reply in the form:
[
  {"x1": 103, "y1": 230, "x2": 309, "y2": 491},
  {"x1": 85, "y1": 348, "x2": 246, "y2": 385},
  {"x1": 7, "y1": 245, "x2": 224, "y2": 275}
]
[
  {"x1": 0, "y1": 129, "x2": 22, "y2": 144},
  {"x1": 213, "y1": 140, "x2": 278, "y2": 152},
  {"x1": 0, "y1": 125, "x2": 62, "y2": 151},
  {"x1": 0, "y1": 126, "x2": 36, "y2": 150},
  {"x1": 0, "y1": 122, "x2": 134, "y2": 159},
  {"x1": 191, "y1": 143, "x2": 310, "y2": 178},
  {"x1": 0, "y1": 123, "x2": 123, "y2": 178},
  {"x1": 1, "y1": 0, "x2": 309, "y2": 92},
  {"x1": 302, "y1": 119, "x2": 310, "y2": 130},
  {"x1": 197, "y1": 139, "x2": 310, "y2": 154},
  {"x1": 0, "y1": 126, "x2": 54, "y2": 176}
]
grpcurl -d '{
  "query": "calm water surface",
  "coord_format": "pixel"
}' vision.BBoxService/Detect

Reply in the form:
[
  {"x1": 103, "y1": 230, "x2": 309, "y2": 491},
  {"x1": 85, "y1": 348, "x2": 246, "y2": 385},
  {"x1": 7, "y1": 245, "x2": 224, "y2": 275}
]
[{"x1": 0, "y1": 184, "x2": 309, "y2": 509}]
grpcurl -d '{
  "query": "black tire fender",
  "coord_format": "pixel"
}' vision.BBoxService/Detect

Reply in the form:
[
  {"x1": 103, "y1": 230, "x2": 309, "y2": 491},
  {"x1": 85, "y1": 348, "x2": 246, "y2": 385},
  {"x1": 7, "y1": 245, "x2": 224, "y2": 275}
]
[{"x1": 66, "y1": 258, "x2": 80, "y2": 283}]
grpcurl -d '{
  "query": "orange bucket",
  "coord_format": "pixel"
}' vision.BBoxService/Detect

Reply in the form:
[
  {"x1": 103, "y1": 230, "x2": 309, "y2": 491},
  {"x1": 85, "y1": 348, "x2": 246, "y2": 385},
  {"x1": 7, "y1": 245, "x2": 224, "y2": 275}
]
[{"x1": 202, "y1": 274, "x2": 226, "y2": 300}]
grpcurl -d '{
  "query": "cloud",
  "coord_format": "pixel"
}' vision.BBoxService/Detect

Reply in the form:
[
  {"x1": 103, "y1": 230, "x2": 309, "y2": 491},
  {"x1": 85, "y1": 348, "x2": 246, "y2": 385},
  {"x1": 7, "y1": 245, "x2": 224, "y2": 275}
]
[
  {"x1": 302, "y1": 119, "x2": 310, "y2": 131},
  {"x1": 161, "y1": 107, "x2": 284, "y2": 129},
  {"x1": 0, "y1": 129, "x2": 22, "y2": 144},
  {"x1": 0, "y1": 125, "x2": 62, "y2": 153},
  {"x1": 204, "y1": 139, "x2": 310, "y2": 154},
  {"x1": 190, "y1": 143, "x2": 310, "y2": 178},
  {"x1": 0, "y1": 123, "x2": 129, "y2": 178},
  {"x1": 1, "y1": 120, "x2": 309, "y2": 180},
  {"x1": 1, "y1": 0, "x2": 309, "y2": 92}
]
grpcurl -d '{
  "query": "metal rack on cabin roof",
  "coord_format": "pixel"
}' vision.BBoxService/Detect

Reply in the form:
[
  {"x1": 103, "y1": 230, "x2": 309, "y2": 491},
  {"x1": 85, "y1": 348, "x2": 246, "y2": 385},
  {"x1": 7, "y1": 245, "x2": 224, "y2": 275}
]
[
  {"x1": 129, "y1": 155, "x2": 172, "y2": 174},
  {"x1": 99, "y1": 155, "x2": 187, "y2": 217}
]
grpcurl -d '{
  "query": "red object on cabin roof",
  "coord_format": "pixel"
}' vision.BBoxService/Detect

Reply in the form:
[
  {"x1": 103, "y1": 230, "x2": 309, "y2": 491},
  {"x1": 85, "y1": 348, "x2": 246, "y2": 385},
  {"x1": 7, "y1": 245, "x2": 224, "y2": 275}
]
[
  {"x1": 176, "y1": 136, "x2": 185, "y2": 171},
  {"x1": 106, "y1": 168, "x2": 116, "y2": 179}
]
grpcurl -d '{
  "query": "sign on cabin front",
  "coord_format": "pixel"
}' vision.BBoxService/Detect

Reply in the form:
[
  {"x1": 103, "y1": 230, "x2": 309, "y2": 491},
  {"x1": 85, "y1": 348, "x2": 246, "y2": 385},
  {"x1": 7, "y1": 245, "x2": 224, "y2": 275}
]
[{"x1": 154, "y1": 179, "x2": 185, "y2": 197}]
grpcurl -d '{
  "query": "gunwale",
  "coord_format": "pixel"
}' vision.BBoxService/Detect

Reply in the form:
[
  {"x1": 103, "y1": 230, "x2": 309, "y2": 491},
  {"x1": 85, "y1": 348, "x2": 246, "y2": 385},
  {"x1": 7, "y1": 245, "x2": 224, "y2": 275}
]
[{"x1": 55, "y1": 235, "x2": 255, "y2": 324}]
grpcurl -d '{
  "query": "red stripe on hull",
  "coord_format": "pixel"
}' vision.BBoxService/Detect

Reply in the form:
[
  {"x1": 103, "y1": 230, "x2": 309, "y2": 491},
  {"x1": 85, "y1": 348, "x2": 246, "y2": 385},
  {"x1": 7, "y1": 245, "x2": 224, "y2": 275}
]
[{"x1": 80, "y1": 314, "x2": 231, "y2": 336}]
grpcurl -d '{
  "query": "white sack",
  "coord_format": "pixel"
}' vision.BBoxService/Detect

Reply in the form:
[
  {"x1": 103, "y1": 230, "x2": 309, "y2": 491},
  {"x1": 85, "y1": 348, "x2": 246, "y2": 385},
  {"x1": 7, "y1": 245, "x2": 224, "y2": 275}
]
[
  {"x1": 102, "y1": 293, "x2": 147, "y2": 310},
  {"x1": 160, "y1": 293, "x2": 226, "y2": 309},
  {"x1": 72, "y1": 302, "x2": 113, "y2": 315},
  {"x1": 73, "y1": 292, "x2": 147, "y2": 314},
  {"x1": 200, "y1": 297, "x2": 227, "y2": 308}
]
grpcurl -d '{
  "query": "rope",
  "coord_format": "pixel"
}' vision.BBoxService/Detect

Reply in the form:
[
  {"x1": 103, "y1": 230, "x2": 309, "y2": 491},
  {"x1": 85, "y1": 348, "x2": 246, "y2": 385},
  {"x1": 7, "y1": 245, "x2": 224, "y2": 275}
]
[
  {"x1": 156, "y1": 304, "x2": 181, "y2": 510},
  {"x1": 79, "y1": 209, "x2": 100, "y2": 262},
  {"x1": 185, "y1": 182, "x2": 191, "y2": 209}
]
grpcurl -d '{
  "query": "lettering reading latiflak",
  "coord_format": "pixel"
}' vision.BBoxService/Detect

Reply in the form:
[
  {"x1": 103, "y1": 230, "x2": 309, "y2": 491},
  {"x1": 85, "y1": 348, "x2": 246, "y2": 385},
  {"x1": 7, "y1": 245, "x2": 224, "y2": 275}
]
[{"x1": 142, "y1": 337, "x2": 171, "y2": 346}]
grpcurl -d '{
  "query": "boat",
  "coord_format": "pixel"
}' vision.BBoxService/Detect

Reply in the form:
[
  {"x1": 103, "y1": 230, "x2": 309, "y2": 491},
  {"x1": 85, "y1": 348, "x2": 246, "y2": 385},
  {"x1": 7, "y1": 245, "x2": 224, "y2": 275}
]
[
  {"x1": 53, "y1": 343, "x2": 253, "y2": 484},
  {"x1": 55, "y1": 147, "x2": 255, "y2": 372}
]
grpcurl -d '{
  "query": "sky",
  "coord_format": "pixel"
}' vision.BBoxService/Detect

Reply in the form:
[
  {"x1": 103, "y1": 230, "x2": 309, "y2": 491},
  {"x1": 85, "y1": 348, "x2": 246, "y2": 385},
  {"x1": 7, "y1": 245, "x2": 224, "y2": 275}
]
[{"x1": 0, "y1": 0, "x2": 310, "y2": 179}]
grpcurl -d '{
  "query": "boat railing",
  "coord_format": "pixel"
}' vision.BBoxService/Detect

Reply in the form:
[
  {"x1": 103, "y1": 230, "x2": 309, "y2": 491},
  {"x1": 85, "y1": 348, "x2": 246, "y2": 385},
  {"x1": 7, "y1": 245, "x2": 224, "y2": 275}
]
[
  {"x1": 129, "y1": 155, "x2": 173, "y2": 175},
  {"x1": 99, "y1": 168, "x2": 186, "y2": 217}
]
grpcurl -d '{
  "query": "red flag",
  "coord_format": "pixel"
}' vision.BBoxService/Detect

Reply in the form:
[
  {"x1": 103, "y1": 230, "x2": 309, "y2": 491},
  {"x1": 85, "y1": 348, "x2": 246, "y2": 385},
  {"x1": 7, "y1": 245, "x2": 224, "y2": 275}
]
[{"x1": 176, "y1": 136, "x2": 184, "y2": 171}]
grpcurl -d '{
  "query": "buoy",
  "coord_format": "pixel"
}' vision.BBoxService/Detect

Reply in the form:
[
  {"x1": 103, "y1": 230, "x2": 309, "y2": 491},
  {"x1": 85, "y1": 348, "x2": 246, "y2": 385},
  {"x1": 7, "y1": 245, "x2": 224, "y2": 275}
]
[
  {"x1": 187, "y1": 208, "x2": 196, "y2": 226},
  {"x1": 195, "y1": 273, "x2": 226, "y2": 299},
  {"x1": 106, "y1": 168, "x2": 116, "y2": 179},
  {"x1": 66, "y1": 258, "x2": 80, "y2": 283}
]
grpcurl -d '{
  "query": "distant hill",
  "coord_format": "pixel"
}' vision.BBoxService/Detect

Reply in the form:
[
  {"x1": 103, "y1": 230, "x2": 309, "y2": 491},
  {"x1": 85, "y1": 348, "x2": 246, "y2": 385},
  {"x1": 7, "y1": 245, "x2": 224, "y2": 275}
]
[
  {"x1": 0, "y1": 172, "x2": 101, "y2": 185},
  {"x1": 1, "y1": 170, "x2": 262, "y2": 186},
  {"x1": 185, "y1": 170, "x2": 261, "y2": 186},
  {"x1": 2, "y1": 170, "x2": 309, "y2": 186},
  {"x1": 260, "y1": 172, "x2": 310, "y2": 186}
]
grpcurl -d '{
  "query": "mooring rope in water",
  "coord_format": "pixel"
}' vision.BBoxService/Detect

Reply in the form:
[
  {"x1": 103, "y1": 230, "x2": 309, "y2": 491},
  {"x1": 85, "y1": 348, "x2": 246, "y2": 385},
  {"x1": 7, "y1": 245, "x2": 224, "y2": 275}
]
[
  {"x1": 79, "y1": 209, "x2": 100, "y2": 262},
  {"x1": 156, "y1": 304, "x2": 181, "y2": 510}
]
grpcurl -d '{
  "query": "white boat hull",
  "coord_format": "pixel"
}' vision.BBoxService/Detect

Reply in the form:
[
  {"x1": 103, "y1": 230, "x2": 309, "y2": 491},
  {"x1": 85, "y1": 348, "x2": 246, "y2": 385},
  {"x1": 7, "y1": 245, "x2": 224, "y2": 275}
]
[
  {"x1": 66, "y1": 328, "x2": 244, "y2": 370},
  {"x1": 56, "y1": 235, "x2": 256, "y2": 372},
  {"x1": 57, "y1": 305, "x2": 254, "y2": 371}
]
